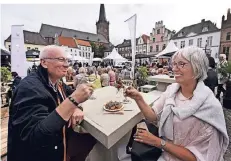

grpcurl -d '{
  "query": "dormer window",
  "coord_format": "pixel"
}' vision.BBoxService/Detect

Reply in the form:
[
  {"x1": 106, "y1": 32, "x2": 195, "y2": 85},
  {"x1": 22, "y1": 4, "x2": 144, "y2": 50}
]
[
  {"x1": 178, "y1": 32, "x2": 183, "y2": 37},
  {"x1": 202, "y1": 27, "x2": 208, "y2": 32}
]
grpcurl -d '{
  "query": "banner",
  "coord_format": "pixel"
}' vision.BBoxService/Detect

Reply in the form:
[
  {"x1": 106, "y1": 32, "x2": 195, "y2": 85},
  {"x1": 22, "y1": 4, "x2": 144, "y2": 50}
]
[
  {"x1": 125, "y1": 14, "x2": 137, "y2": 80},
  {"x1": 11, "y1": 25, "x2": 27, "y2": 78},
  {"x1": 89, "y1": 52, "x2": 94, "y2": 66}
]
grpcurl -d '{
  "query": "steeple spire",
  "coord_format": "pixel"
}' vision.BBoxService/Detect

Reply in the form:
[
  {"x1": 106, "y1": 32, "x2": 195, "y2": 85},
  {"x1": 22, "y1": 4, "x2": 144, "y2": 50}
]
[{"x1": 98, "y1": 4, "x2": 107, "y2": 22}]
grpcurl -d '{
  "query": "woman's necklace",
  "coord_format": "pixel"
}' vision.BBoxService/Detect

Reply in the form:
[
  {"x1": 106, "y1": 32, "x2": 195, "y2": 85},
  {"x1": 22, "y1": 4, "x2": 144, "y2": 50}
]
[{"x1": 177, "y1": 90, "x2": 194, "y2": 101}]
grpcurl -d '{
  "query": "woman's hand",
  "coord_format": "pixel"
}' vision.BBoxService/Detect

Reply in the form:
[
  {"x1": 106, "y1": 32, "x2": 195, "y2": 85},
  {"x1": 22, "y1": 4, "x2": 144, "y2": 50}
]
[
  {"x1": 134, "y1": 128, "x2": 160, "y2": 147},
  {"x1": 68, "y1": 108, "x2": 84, "y2": 129},
  {"x1": 124, "y1": 86, "x2": 142, "y2": 101}
]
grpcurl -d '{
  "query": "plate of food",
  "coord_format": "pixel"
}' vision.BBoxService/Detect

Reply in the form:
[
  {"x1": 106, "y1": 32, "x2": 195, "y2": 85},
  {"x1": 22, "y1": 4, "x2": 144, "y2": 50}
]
[{"x1": 104, "y1": 101, "x2": 124, "y2": 112}]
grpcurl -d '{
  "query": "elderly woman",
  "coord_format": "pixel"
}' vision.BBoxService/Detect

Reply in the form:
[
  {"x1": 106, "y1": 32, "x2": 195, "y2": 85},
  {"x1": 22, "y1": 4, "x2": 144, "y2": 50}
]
[
  {"x1": 100, "y1": 68, "x2": 110, "y2": 87},
  {"x1": 88, "y1": 67, "x2": 101, "y2": 89},
  {"x1": 66, "y1": 66, "x2": 75, "y2": 82},
  {"x1": 107, "y1": 66, "x2": 116, "y2": 86},
  {"x1": 73, "y1": 67, "x2": 88, "y2": 88},
  {"x1": 125, "y1": 46, "x2": 229, "y2": 161}
]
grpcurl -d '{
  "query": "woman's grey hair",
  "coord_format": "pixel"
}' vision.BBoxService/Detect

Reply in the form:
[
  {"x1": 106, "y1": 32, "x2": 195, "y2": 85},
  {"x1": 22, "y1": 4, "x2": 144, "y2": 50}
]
[
  {"x1": 78, "y1": 67, "x2": 86, "y2": 74},
  {"x1": 88, "y1": 67, "x2": 96, "y2": 75},
  {"x1": 39, "y1": 45, "x2": 66, "y2": 59},
  {"x1": 172, "y1": 46, "x2": 209, "y2": 81}
]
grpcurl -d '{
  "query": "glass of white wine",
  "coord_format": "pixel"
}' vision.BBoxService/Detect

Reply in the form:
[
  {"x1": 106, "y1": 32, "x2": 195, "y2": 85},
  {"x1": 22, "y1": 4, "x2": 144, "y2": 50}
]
[{"x1": 88, "y1": 77, "x2": 96, "y2": 100}]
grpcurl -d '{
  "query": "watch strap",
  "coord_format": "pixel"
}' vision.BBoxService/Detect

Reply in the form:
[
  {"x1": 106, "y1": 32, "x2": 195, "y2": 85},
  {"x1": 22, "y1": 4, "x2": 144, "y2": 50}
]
[{"x1": 68, "y1": 96, "x2": 83, "y2": 111}]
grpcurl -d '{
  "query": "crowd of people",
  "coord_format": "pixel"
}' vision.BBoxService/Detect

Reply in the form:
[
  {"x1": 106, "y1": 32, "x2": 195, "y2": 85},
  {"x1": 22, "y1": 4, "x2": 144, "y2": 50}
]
[{"x1": 7, "y1": 45, "x2": 229, "y2": 161}]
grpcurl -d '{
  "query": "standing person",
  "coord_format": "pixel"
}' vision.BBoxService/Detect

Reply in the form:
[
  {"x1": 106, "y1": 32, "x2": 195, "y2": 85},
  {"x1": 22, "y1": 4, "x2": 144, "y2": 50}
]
[
  {"x1": 11, "y1": 72, "x2": 22, "y2": 93},
  {"x1": 73, "y1": 67, "x2": 88, "y2": 88},
  {"x1": 8, "y1": 45, "x2": 96, "y2": 161},
  {"x1": 88, "y1": 67, "x2": 102, "y2": 89},
  {"x1": 216, "y1": 54, "x2": 228, "y2": 100},
  {"x1": 204, "y1": 56, "x2": 218, "y2": 93},
  {"x1": 125, "y1": 46, "x2": 229, "y2": 161},
  {"x1": 100, "y1": 68, "x2": 110, "y2": 87},
  {"x1": 107, "y1": 66, "x2": 116, "y2": 86}
]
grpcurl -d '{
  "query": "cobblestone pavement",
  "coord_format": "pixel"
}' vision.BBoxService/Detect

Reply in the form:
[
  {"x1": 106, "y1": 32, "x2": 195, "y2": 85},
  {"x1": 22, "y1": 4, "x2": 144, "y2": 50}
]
[{"x1": 224, "y1": 107, "x2": 231, "y2": 161}]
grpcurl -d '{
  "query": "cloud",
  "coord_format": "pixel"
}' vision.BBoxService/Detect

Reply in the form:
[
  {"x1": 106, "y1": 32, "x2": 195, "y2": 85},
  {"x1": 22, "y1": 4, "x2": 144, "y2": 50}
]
[{"x1": 1, "y1": 3, "x2": 231, "y2": 47}]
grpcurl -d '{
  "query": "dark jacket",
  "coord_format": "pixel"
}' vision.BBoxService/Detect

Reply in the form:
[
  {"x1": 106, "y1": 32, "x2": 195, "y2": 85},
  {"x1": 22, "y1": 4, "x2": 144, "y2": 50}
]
[
  {"x1": 204, "y1": 68, "x2": 218, "y2": 92},
  {"x1": 7, "y1": 65, "x2": 73, "y2": 161},
  {"x1": 12, "y1": 76, "x2": 22, "y2": 93}
]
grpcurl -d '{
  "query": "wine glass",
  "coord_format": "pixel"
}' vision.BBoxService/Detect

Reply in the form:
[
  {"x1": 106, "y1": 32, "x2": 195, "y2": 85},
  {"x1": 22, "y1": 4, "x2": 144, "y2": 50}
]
[{"x1": 88, "y1": 77, "x2": 96, "y2": 100}]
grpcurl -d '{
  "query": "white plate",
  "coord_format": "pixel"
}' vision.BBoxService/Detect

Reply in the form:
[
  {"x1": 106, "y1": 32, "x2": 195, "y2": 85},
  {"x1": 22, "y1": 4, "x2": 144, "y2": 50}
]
[{"x1": 103, "y1": 104, "x2": 124, "y2": 112}]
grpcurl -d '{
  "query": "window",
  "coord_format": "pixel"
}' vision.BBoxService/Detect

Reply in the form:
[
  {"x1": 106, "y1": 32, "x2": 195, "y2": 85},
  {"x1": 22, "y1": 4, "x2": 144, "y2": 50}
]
[
  {"x1": 180, "y1": 41, "x2": 185, "y2": 48},
  {"x1": 157, "y1": 29, "x2": 160, "y2": 34},
  {"x1": 80, "y1": 52, "x2": 82, "y2": 57},
  {"x1": 174, "y1": 42, "x2": 177, "y2": 47},
  {"x1": 8, "y1": 45, "x2": 11, "y2": 51},
  {"x1": 122, "y1": 48, "x2": 124, "y2": 51},
  {"x1": 197, "y1": 38, "x2": 202, "y2": 47},
  {"x1": 178, "y1": 32, "x2": 183, "y2": 37},
  {"x1": 35, "y1": 47, "x2": 38, "y2": 50},
  {"x1": 162, "y1": 44, "x2": 166, "y2": 50},
  {"x1": 150, "y1": 46, "x2": 153, "y2": 52},
  {"x1": 223, "y1": 47, "x2": 226, "y2": 54},
  {"x1": 156, "y1": 45, "x2": 159, "y2": 52},
  {"x1": 202, "y1": 27, "x2": 208, "y2": 32},
  {"x1": 226, "y1": 32, "x2": 231, "y2": 40},
  {"x1": 153, "y1": 38, "x2": 155, "y2": 42},
  {"x1": 27, "y1": 47, "x2": 31, "y2": 50},
  {"x1": 189, "y1": 39, "x2": 193, "y2": 46},
  {"x1": 70, "y1": 49, "x2": 72, "y2": 52},
  {"x1": 207, "y1": 36, "x2": 213, "y2": 47},
  {"x1": 161, "y1": 36, "x2": 164, "y2": 41}
]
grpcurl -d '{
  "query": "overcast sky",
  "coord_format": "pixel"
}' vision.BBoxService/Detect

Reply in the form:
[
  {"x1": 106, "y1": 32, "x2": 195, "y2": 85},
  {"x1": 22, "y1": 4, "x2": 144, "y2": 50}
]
[{"x1": 1, "y1": 3, "x2": 231, "y2": 48}]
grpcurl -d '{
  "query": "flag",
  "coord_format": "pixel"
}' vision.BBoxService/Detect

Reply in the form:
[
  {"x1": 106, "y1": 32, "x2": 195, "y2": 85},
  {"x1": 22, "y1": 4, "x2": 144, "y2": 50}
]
[
  {"x1": 125, "y1": 14, "x2": 137, "y2": 80},
  {"x1": 11, "y1": 25, "x2": 27, "y2": 78}
]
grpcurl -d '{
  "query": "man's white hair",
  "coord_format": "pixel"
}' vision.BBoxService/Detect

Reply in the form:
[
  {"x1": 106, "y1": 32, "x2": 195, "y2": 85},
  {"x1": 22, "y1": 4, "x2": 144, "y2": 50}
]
[
  {"x1": 172, "y1": 46, "x2": 209, "y2": 82},
  {"x1": 39, "y1": 45, "x2": 66, "y2": 59},
  {"x1": 220, "y1": 54, "x2": 226, "y2": 60}
]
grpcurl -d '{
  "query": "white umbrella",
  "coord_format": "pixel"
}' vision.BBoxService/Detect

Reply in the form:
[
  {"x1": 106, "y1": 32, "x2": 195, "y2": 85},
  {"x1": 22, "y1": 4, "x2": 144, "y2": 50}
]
[
  {"x1": 155, "y1": 40, "x2": 179, "y2": 57},
  {"x1": 93, "y1": 57, "x2": 102, "y2": 62}
]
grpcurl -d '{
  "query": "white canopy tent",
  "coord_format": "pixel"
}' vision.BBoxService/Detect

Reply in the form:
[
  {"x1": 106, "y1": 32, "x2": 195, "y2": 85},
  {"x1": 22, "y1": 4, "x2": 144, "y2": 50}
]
[
  {"x1": 103, "y1": 48, "x2": 127, "y2": 61},
  {"x1": 155, "y1": 40, "x2": 179, "y2": 57}
]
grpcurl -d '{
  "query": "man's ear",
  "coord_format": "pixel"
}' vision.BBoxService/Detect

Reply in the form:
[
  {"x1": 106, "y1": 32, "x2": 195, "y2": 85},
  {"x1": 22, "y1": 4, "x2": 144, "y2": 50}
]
[{"x1": 40, "y1": 59, "x2": 48, "y2": 68}]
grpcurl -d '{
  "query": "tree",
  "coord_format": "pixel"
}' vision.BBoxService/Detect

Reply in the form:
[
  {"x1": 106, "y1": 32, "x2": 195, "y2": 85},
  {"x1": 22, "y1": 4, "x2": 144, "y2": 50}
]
[
  {"x1": 98, "y1": 44, "x2": 106, "y2": 58},
  {"x1": 1, "y1": 67, "x2": 12, "y2": 82}
]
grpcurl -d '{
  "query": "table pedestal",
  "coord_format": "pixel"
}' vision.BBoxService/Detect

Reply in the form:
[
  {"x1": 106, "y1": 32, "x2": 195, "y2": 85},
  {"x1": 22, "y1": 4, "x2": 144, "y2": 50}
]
[
  {"x1": 157, "y1": 82, "x2": 171, "y2": 92},
  {"x1": 87, "y1": 131, "x2": 132, "y2": 161}
]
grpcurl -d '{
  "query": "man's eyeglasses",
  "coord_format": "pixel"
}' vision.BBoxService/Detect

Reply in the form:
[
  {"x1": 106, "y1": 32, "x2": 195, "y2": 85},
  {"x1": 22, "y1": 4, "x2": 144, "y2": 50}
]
[
  {"x1": 43, "y1": 57, "x2": 70, "y2": 63},
  {"x1": 171, "y1": 62, "x2": 188, "y2": 69}
]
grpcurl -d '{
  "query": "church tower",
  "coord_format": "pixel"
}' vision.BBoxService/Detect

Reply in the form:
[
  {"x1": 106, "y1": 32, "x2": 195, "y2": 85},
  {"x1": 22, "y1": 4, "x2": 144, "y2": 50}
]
[{"x1": 96, "y1": 4, "x2": 110, "y2": 42}]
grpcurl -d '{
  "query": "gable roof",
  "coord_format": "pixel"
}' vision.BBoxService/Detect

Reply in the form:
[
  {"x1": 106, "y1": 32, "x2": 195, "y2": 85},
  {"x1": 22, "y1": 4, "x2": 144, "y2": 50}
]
[
  {"x1": 58, "y1": 37, "x2": 77, "y2": 48},
  {"x1": 5, "y1": 30, "x2": 47, "y2": 45},
  {"x1": 39, "y1": 23, "x2": 108, "y2": 44},
  {"x1": 115, "y1": 38, "x2": 139, "y2": 48},
  {"x1": 172, "y1": 20, "x2": 220, "y2": 40},
  {"x1": 141, "y1": 34, "x2": 150, "y2": 43},
  {"x1": 76, "y1": 39, "x2": 91, "y2": 47}
]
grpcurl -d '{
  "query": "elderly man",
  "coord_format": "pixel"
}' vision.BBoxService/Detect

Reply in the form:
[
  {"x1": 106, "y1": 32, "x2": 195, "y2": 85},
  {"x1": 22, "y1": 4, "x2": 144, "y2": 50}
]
[
  {"x1": 216, "y1": 54, "x2": 228, "y2": 100},
  {"x1": 8, "y1": 45, "x2": 96, "y2": 161}
]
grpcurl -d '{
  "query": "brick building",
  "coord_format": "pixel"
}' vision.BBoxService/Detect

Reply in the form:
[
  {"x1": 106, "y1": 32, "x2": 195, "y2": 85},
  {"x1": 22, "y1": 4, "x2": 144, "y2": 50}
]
[{"x1": 219, "y1": 8, "x2": 231, "y2": 60}]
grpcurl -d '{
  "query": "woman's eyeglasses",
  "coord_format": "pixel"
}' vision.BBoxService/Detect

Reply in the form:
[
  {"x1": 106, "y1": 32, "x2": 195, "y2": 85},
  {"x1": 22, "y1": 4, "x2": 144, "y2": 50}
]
[{"x1": 171, "y1": 62, "x2": 188, "y2": 69}]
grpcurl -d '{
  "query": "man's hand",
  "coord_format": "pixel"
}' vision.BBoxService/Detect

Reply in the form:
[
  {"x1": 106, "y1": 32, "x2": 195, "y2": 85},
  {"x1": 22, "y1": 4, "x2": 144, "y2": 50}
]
[
  {"x1": 71, "y1": 84, "x2": 93, "y2": 103},
  {"x1": 68, "y1": 108, "x2": 84, "y2": 129}
]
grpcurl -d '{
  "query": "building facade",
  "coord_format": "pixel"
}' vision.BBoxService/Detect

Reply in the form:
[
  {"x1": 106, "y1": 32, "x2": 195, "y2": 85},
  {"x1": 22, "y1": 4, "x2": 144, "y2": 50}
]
[
  {"x1": 115, "y1": 34, "x2": 150, "y2": 59},
  {"x1": 4, "y1": 30, "x2": 47, "y2": 53},
  {"x1": 149, "y1": 21, "x2": 174, "y2": 55},
  {"x1": 172, "y1": 19, "x2": 220, "y2": 62},
  {"x1": 219, "y1": 8, "x2": 231, "y2": 60}
]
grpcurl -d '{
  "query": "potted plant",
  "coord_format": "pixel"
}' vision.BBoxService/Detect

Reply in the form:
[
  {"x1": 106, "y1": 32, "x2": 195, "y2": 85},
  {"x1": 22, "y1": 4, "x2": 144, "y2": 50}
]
[
  {"x1": 219, "y1": 61, "x2": 231, "y2": 109},
  {"x1": 1, "y1": 67, "x2": 12, "y2": 83},
  {"x1": 137, "y1": 66, "x2": 148, "y2": 87}
]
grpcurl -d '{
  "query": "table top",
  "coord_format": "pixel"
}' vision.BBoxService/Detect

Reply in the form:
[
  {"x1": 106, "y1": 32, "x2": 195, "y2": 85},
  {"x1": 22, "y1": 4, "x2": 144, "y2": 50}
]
[
  {"x1": 81, "y1": 86, "x2": 161, "y2": 149},
  {"x1": 148, "y1": 75, "x2": 176, "y2": 84}
]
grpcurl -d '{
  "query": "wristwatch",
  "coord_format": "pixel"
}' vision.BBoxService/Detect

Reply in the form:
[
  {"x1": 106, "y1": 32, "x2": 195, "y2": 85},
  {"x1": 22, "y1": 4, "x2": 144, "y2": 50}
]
[
  {"x1": 160, "y1": 139, "x2": 166, "y2": 150},
  {"x1": 68, "y1": 96, "x2": 83, "y2": 111}
]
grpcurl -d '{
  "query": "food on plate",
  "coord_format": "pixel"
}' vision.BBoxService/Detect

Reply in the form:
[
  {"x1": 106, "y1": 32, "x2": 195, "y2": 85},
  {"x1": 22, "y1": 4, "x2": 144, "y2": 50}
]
[{"x1": 104, "y1": 101, "x2": 123, "y2": 111}]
